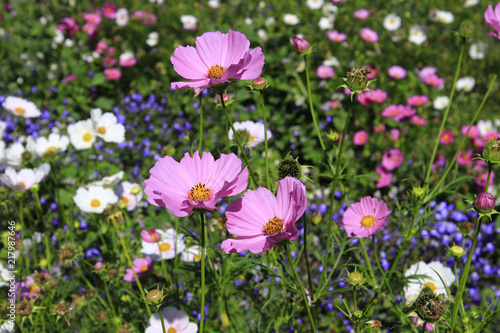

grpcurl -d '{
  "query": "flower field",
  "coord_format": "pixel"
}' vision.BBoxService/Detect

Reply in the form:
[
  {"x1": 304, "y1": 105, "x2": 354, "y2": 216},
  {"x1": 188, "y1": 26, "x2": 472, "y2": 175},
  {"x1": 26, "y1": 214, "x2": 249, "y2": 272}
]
[{"x1": 1, "y1": 0, "x2": 500, "y2": 332}]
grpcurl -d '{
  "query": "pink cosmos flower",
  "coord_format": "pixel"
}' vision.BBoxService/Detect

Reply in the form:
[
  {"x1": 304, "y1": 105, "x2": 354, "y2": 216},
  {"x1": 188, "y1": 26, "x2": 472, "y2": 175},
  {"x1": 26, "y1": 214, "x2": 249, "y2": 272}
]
[
  {"x1": 144, "y1": 151, "x2": 248, "y2": 217},
  {"x1": 388, "y1": 65, "x2": 407, "y2": 79},
  {"x1": 357, "y1": 90, "x2": 374, "y2": 105},
  {"x1": 366, "y1": 64, "x2": 378, "y2": 79},
  {"x1": 57, "y1": 17, "x2": 79, "y2": 38},
  {"x1": 170, "y1": 30, "x2": 265, "y2": 94},
  {"x1": 461, "y1": 125, "x2": 480, "y2": 139},
  {"x1": 439, "y1": 130, "x2": 454, "y2": 145},
  {"x1": 422, "y1": 74, "x2": 445, "y2": 88},
  {"x1": 103, "y1": 57, "x2": 117, "y2": 68},
  {"x1": 119, "y1": 52, "x2": 137, "y2": 67},
  {"x1": 317, "y1": 65, "x2": 335, "y2": 79},
  {"x1": 102, "y1": 2, "x2": 117, "y2": 19},
  {"x1": 411, "y1": 115, "x2": 426, "y2": 126},
  {"x1": 142, "y1": 13, "x2": 157, "y2": 26},
  {"x1": 327, "y1": 30, "x2": 347, "y2": 42},
  {"x1": 373, "y1": 124, "x2": 386, "y2": 133},
  {"x1": 83, "y1": 12, "x2": 102, "y2": 26},
  {"x1": 103, "y1": 68, "x2": 121, "y2": 80},
  {"x1": 413, "y1": 317, "x2": 434, "y2": 331},
  {"x1": 82, "y1": 23, "x2": 98, "y2": 37},
  {"x1": 484, "y1": 131, "x2": 499, "y2": 141},
  {"x1": 360, "y1": 28, "x2": 379, "y2": 43},
  {"x1": 485, "y1": 3, "x2": 500, "y2": 40},
  {"x1": 141, "y1": 228, "x2": 162, "y2": 243},
  {"x1": 341, "y1": 196, "x2": 391, "y2": 238},
  {"x1": 354, "y1": 9, "x2": 370, "y2": 20},
  {"x1": 353, "y1": 130, "x2": 369, "y2": 145},
  {"x1": 95, "y1": 41, "x2": 108, "y2": 54},
  {"x1": 124, "y1": 256, "x2": 154, "y2": 282},
  {"x1": 371, "y1": 88, "x2": 388, "y2": 104},
  {"x1": 381, "y1": 148, "x2": 403, "y2": 170},
  {"x1": 390, "y1": 128, "x2": 400, "y2": 140},
  {"x1": 419, "y1": 66, "x2": 437, "y2": 79},
  {"x1": 221, "y1": 177, "x2": 307, "y2": 254},
  {"x1": 375, "y1": 167, "x2": 393, "y2": 188},
  {"x1": 407, "y1": 95, "x2": 430, "y2": 107},
  {"x1": 457, "y1": 149, "x2": 473, "y2": 166},
  {"x1": 382, "y1": 104, "x2": 414, "y2": 121}
]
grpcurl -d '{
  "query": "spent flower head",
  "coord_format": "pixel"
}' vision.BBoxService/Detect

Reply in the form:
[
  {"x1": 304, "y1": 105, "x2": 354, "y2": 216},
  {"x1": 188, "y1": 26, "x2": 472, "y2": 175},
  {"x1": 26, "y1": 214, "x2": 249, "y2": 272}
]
[{"x1": 338, "y1": 67, "x2": 376, "y2": 101}]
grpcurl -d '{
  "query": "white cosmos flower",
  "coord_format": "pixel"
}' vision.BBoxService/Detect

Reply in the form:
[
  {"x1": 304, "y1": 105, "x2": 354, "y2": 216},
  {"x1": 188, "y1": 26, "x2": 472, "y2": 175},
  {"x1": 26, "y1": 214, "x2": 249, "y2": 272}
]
[
  {"x1": 306, "y1": 0, "x2": 324, "y2": 10},
  {"x1": 68, "y1": 119, "x2": 96, "y2": 150},
  {"x1": 180, "y1": 245, "x2": 202, "y2": 262},
  {"x1": 0, "y1": 262, "x2": 12, "y2": 287},
  {"x1": 456, "y1": 77, "x2": 476, "y2": 92},
  {"x1": 464, "y1": 0, "x2": 479, "y2": 7},
  {"x1": 229, "y1": 120, "x2": 272, "y2": 148},
  {"x1": 265, "y1": 16, "x2": 275, "y2": 26},
  {"x1": 323, "y1": 56, "x2": 340, "y2": 67},
  {"x1": 115, "y1": 8, "x2": 129, "y2": 27},
  {"x1": 208, "y1": 0, "x2": 220, "y2": 8},
  {"x1": 322, "y1": 3, "x2": 338, "y2": 15},
  {"x1": 433, "y1": 96, "x2": 450, "y2": 110},
  {"x1": 73, "y1": 185, "x2": 118, "y2": 214},
  {"x1": 383, "y1": 13, "x2": 401, "y2": 31},
  {"x1": 477, "y1": 119, "x2": 496, "y2": 136},
  {"x1": 91, "y1": 171, "x2": 125, "y2": 187},
  {"x1": 3, "y1": 96, "x2": 41, "y2": 118},
  {"x1": 469, "y1": 42, "x2": 487, "y2": 60},
  {"x1": 145, "y1": 307, "x2": 198, "y2": 333},
  {"x1": 3, "y1": 138, "x2": 36, "y2": 168},
  {"x1": 409, "y1": 25, "x2": 427, "y2": 45},
  {"x1": 0, "y1": 321, "x2": 15, "y2": 333},
  {"x1": 318, "y1": 16, "x2": 334, "y2": 30},
  {"x1": 284, "y1": 13, "x2": 300, "y2": 25},
  {"x1": 114, "y1": 181, "x2": 142, "y2": 211},
  {"x1": 0, "y1": 121, "x2": 6, "y2": 138},
  {"x1": 146, "y1": 31, "x2": 159, "y2": 47},
  {"x1": 90, "y1": 108, "x2": 125, "y2": 144},
  {"x1": 141, "y1": 229, "x2": 186, "y2": 261},
  {"x1": 0, "y1": 142, "x2": 5, "y2": 166},
  {"x1": 180, "y1": 15, "x2": 197, "y2": 31},
  {"x1": 257, "y1": 29, "x2": 268, "y2": 42},
  {"x1": 34, "y1": 132, "x2": 69, "y2": 157},
  {"x1": 404, "y1": 261, "x2": 455, "y2": 303},
  {"x1": 430, "y1": 9, "x2": 454, "y2": 24},
  {"x1": 0, "y1": 164, "x2": 50, "y2": 191}
]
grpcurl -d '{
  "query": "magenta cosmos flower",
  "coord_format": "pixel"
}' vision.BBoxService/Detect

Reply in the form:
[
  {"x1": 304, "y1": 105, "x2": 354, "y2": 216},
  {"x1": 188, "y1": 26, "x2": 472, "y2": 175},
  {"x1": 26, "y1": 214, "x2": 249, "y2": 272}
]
[
  {"x1": 170, "y1": 30, "x2": 265, "y2": 94},
  {"x1": 221, "y1": 177, "x2": 307, "y2": 254},
  {"x1": 485, "y1": 3, "x2": 500, "y2": 40},
  {"x1": 341, "y1": 196, "x2": 391, "y2": 238},
  {"x1": 144, "y1": 151, "x2": 248, "y2": 217},
  {"x1": 381, "y1": 148, "x2": 404, "y2": 170}
]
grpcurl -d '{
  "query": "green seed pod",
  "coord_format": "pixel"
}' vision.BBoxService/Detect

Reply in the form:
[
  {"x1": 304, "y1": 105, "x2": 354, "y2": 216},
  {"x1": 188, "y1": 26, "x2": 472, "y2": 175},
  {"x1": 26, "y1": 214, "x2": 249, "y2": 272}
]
[{"x1": 277, "y1": 157, "x2": 302, "y2": 180}]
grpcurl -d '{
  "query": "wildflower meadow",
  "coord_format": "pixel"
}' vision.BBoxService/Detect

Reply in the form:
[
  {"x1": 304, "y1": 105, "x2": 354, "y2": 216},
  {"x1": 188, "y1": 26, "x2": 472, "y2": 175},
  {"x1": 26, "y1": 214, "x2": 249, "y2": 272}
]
[{"x1": 2, "y1": 0, "x2": 500, "y2": 332}]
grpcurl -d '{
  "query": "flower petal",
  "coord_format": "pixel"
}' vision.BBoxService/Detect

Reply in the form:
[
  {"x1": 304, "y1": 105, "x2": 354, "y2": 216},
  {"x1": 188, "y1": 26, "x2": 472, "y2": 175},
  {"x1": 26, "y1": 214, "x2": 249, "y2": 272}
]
[
  {"x1": 171, "y1": 45, "x2": 209, "y2": 80},
  {"x1": 221, "y1": 235, "x2": 268, "y2": 254}
]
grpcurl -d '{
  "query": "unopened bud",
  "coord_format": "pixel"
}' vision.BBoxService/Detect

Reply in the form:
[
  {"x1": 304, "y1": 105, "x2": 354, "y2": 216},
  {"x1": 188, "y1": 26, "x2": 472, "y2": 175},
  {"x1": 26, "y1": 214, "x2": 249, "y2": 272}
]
[
  {"x1": 94, "y1": 262, "x2": 104, "y2": 270},
  {"x1": 252, "y1": 77, "x2": 267, "y2": 90},
  {"x1": 348, "y1": 271, "x2": 364, "y2": 286},
  {"x1": 146, "y1": 289, "x2": 163, "y2": 304},
  {"x1": 449, "y1": 245, "x2": 466, "y2": 258},
  {"x1": 291, "y1": 36, "x2": 310, "y2": 53},
  {"x1": 474, "y1": 192, "x2": 496, "y2": 213},
  {"x1": 217, "y1": 93, "x2": 230, "y2": 104}
]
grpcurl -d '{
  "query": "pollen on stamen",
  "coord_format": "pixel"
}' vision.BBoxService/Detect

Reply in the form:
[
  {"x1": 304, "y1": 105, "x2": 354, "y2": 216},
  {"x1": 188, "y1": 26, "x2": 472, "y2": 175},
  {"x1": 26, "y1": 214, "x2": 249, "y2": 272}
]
[
  {"x1": 360, "y1": 215, "x2": 376, "y2": 228},
  {"x1": 263, "y1": 215, "x2": 283, "y2": 235},
  {"x1": 207, "y1": 65, "x2": 226, "y2": 79},
  {"x1": 189, "y1": 183, "x2": 211, "y2": 202}
]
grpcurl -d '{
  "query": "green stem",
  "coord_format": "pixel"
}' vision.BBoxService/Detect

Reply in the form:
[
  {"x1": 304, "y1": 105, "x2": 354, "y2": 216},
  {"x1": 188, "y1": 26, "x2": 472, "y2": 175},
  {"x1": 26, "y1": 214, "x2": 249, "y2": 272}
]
[
  {"x1": 303, "y1": 215, "x2": 314, "y2": 297},
  {"x1": 285, "y1": 245, "x2": 317, "y2": 333},
  {"x1": 450, "y1": 218, "x2": 482, "y2": 331},
  {"x1": 359, "y1": 238, "x2": 376, "y2": 287},
  {"x1": 485, "y1": 163, "x2": 493, "y2": 193},
  {"x1": 424, "y1": 75, "x2": 496, "y2": 202},
  {"x1": 260, "y1": 91, "x2": 270, "y2": 189},
  {"x1": 304, "y1": 55, "x2": 326, "y2": 150},
  {"x1": 200, "y1": 214, "x2": 206, "y2": 332},
  {"x1": 103, "y1": 278, "x2": 117, "y2": 319},
  {"x1": 198, "y1": 95, "x2": 203, "y2": 153},
  {"x1": 111, "y1": 218, "x2": 152, "y2": 317},
  {"x1": 220, "y1": 92, "x2": 258, "y2": 189},
  {"x1": 423, "y1": 42, "x2": 465, "y2": 187},
  {"x1": 158, "y1": 307, "x2": 167, "y2": 333}
]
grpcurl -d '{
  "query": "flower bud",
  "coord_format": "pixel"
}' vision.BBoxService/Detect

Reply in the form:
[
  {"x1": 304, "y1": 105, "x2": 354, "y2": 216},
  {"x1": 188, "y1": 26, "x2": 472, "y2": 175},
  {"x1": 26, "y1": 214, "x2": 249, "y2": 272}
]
[
  {"x1": 348, "y1": 271, "x2": 364, "y2": 286},
  {"x1": 94, "y1": 262, "x2": 104, "y2": 270},
  {"x1": 146, "y1": 289, "x2": 163, "y2": 304},
  {"x1": 474, "y1": 192, "x2": 496, "y2": 213},
  {"x1": 482, "y1": 139, "x2": 500, "y2": 164},
  {"x1": 449, "y1": 245, "x2": 466, "y2": 258},
  {"x1": 291, "y1": 36, "x2": 310, "y2": 53},
  {"x1": 277, "y1": 157, "x2": 302, "y2": 180},
  {"x1": 216, "y1": 93, "x2": 230, "y2": 104},
  {"x1": 252, "y1": 77, "x2": 268, "y2": 90}
]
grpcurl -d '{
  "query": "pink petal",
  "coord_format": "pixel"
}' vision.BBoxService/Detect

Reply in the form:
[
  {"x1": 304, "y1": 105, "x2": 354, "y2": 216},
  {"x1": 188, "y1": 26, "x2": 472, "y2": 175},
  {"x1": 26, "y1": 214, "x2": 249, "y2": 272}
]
[
  {"x1": 276, "y1": 177, "x2": 307, "y2": 224},
  {"x1": 221, "y1": 235, "x2": 268, "y2": 254},
  {"x1": 226, "y1": 187, "x2": 276, "y2": 236},
  {"x1": 207, "y1": 153, "x2": 248, "y2": 197},
  {"x1": 171, "y1": 79, "x2": 210, "y2": 91},
  {"x1": 171, "y1": 45, "x2": 209, "y2": 80},
  {"x1": 195, "y1": 31, "x2": 226, "y2": 67},
  {"x1": 237, "y1": 47, "x2": 265, "y2": 80},
  {"x1": 221, "y1": 30, "x2": 251, "y2": 68}
]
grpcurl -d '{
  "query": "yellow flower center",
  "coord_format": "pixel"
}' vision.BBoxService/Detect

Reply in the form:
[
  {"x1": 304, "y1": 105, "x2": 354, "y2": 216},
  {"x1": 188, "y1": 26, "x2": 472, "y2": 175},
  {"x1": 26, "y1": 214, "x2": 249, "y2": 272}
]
[
  {"x1": 15, "y1": 107, "x2": 26, "y2": 114},
  {"x1": 360, "y1": 215, "x2": 376, "y2": 228},
  {"x1": 207, "y1": 64, "x2": 226, "y2": 79},
  {"x1": 141, "y1": 265, "x2": 149, "y2": 272},
  {"x1": 159, "y1": 243, "x2": 171, "y2": 252},
  {"x1": 121, "y1": 196, "x2": 130, "y2": 204},
  {"x1": 150, "y1": 233, "x2": 157, "y2": 242},
  {"x1": 18, "y1": 181, "x2": 26, "y2": 189},
  {"x1": 263, "y1": 215, "x2": 283, "y2": 235},
  {"x1": 45, "y1": 146, "x2": 57, "y2": 153},
  {"x1": 83, "y1": 132, "x2": 93, "y2": 142},
  {"x1": 424, "y1": 281, "x2": 437, "y2": 292},
  {"x1": 29, "y1": 283, "x2": 39, "y2": 294},
  {"x1": 91, "y1": 199, "x2": 101, "y2": 208},
  {"x1": 168, "y1": 328, "x2": 177, "y2": 333},
  {"x1": 189, "y1": 183, "x2": 211, "y2": 202},
  {"x1": 98, "y1": 126, "x2": 106, "y2": 134},
  {"x1": 193, "y1": 254, "x2": 201, "y2": 261}
]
